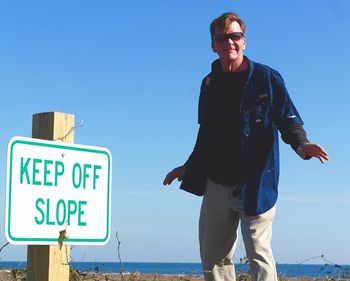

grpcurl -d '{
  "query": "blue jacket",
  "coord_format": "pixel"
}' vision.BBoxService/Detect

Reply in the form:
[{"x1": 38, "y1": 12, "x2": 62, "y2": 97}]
[{"x1": 180, "y1": 57, "x2": 308, "y2": 216}]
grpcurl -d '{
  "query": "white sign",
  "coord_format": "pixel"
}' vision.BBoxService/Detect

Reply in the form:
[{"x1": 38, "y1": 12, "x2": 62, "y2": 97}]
[{"x1": 5, "y1": 136, "x2": 112, "y2": 245}]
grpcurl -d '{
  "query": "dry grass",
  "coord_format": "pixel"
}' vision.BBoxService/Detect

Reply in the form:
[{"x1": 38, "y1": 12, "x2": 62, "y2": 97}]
[{"x1": 1, "y1": 270, "x2": 349, "y2": 281}]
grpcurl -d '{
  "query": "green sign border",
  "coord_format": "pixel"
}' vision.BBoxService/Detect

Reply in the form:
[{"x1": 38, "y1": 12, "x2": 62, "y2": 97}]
[{"x1": 7, "y1": 138, "x2": 111, "y2": 244}]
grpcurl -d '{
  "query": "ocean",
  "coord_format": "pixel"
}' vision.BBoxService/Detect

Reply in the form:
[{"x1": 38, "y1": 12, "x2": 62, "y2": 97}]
[{"x1": 0, "y1": 261, "x2": 349, "y2": 278}]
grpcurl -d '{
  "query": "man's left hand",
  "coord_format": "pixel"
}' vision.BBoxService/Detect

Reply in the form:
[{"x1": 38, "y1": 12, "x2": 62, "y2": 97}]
[{"x1": 298, "y1": 143, "x2": 329, "y2": 163}]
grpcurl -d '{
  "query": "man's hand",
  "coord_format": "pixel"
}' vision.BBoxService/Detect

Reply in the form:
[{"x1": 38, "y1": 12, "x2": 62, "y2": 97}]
[
  {"x1": 163, "y1": 166, "x2": 186, "y2": 185},
  {"x1": 298, "y1": 143, "x2": 329, "y2": 163}
]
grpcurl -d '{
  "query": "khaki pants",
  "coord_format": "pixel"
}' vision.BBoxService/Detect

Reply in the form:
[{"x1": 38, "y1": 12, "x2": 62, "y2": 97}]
[{"x1": 199, "y1": 178, "x2": 277, "y2": 281}]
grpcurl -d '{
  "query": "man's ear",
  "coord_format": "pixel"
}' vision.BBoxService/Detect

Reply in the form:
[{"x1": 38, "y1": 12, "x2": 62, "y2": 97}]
[
  {"x1": 211, "y1": 41, "x2": 216, "y2": 53},
  {"x1": 242, "y1": 37, "x2": 246, "y2": 51}
]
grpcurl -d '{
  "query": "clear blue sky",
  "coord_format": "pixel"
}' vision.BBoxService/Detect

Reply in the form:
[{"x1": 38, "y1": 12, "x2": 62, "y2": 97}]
[{"x1": 0, "y1": 0, "x2": 349, "y2": 265}]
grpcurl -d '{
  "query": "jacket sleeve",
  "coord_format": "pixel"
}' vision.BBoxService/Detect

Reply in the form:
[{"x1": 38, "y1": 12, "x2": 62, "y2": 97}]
[
  {"x1": 180, "y1": 84, "x2": 207, "y2": 196},
  {"x1": 270, "y1": 71, "x2": 309, "y2": 150},
  {"x1": 180, "y1": 124, "x2": 207, "y2": 196},
  {"x1": 179, "y1": 75, "x2": 209, "y2": 196},
  {"x1": 184, "y1": 75, "x2": 210, "y2": 167},
  {"x1": 280, "y1": 123, "x2": 309, "y2": 150},
  {"x1": 184, "y1": 125, "x2": 206, "y2": 168}
]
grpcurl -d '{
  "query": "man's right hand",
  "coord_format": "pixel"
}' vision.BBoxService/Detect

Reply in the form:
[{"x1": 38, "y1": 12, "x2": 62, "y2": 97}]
[{"x1": 163, "y1": 165, "x2": 186, "y2": 185}]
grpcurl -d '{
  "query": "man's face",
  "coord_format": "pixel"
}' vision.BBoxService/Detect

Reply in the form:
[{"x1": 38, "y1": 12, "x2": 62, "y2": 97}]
[{"x1": 212, "y1": 21, "x2": 246, "y2": 62}]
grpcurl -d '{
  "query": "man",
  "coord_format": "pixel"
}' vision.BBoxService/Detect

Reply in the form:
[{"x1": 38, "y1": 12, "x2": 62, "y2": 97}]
[{"x1": 163, "y1": 12, "x2": 329, "y2": 281}]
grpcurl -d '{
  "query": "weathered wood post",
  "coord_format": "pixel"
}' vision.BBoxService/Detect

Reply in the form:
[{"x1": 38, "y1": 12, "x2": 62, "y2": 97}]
[{"x1": 26, "y1": 112, "x2": 74, "y2": 281}]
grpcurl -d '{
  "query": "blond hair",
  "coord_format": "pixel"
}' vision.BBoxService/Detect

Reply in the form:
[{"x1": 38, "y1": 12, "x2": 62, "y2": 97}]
[{"x1": 210, "y1": 12, "x2": 246, "y2": 40}]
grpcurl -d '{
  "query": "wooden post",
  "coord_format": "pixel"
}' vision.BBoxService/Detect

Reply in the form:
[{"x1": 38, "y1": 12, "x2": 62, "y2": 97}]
[{"x1": 26, "y1": 112, "x2": 74, "y2": 281}]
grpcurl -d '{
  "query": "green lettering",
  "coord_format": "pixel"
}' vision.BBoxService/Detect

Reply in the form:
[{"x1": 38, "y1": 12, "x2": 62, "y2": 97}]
[
  {"x1": 67, "y1": 200, "x2": 77, "y2": 225},
  {"x1": 83, "y1": 164, "x2": 92, "y2": 189},
  {"x1": 43, "y1": 160, "x2": 53, "y2": 186},
  {"x1": 34, "y1": 198, "x2": 45, "y2": 225},
  {"x1": 56, "y1": 199, "x2": 66, "y2": 226},
  {"x1": 45, "y1": 198, "x2": 55, "y2": 225},
  {"x1": 93, "y1": 165, "x2": 101, "y2": 190},
  {"x1": 32, "y1": 158, "x2": 42, "y2": 185},
  {"x1": 55, "y1": 161, "x2": 64, "y2": 186},
  {"x1": 72, "y1": 163, "x2": 82, "y2": 188},
  {"x1": 78, "y1": 201, "x2": 87, "y2": 226},
  {"x1": 20, "y1": 157, "x2": 31, "y2": 184}
]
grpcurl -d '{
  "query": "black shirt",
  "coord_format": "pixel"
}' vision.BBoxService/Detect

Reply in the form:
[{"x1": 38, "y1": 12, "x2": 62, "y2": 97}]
[{"x1": 206, "y1": 66, "x2": 248, "y2": 185}]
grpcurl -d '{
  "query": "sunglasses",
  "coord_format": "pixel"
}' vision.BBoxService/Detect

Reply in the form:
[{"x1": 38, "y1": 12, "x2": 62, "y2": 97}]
[{"x1": 212, "y1": 32, "x2": 244, "y2": 42}]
